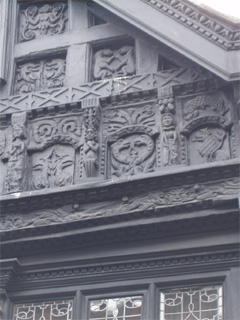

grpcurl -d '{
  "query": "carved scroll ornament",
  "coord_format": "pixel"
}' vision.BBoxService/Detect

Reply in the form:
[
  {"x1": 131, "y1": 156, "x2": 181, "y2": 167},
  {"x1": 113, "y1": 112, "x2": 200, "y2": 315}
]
[
  {"x1": 20, "y1": 3, "x2": 68, "y2": 42},
  {"x1": 29, "y1": 116, "x2": 82, "y2": 151},
  {"x1": 93, "y1": 46, "x2": 136, "y2": 80}
]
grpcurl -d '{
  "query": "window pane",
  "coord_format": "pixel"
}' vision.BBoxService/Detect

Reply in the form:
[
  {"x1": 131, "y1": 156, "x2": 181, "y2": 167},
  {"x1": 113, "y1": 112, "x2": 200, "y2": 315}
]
[
  {"x1": 13, "y1": 299, "x2": 73, "y2": 320},
  {"x1": 89, "y1": 296, "x2": 143, "y2": 320},
  {"x1": 160, "y1": 285, "x2": 223, "y2": 320}
]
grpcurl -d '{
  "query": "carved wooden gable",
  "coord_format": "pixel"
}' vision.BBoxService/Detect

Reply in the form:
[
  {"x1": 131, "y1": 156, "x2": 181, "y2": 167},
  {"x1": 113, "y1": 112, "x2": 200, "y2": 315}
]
[{"x1": 0, "y1": 0, "x2": 239, "y2": 198}]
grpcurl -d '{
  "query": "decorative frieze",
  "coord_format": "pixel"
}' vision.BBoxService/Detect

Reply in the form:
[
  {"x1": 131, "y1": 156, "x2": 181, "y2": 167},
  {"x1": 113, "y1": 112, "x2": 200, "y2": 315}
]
[
  {"x1": 0, "y1": 176, "x2": 239, "y2": 231},
  {"x1": 93, "y1": 45, "x2": 136, "y2": 80},
  {"x1": 15, "y1": 58, "x2": 66, "y2": 94},
  {"x1": 0, "y1": 71, "x2": 214, "y2": 115},
  {"x1": 19, "y1": 2, "x2": 68, "y2": 42}
]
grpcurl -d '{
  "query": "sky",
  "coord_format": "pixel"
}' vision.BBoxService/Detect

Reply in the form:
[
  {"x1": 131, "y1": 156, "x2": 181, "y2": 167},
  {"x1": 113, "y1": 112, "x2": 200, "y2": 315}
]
[{"x1": 189, "y1": 0, "x2": 240, "y2": 21}]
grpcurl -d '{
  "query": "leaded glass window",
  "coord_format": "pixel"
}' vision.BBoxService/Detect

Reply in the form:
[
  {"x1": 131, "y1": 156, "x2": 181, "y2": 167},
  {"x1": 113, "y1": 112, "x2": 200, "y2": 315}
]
[
  {"x1": 160, "y1": 285, "x2": 223, "y2": 320},
  {"x1": 13, "y1": 299, "x2": 73, "y2": 320},
  {"x1": 89, "y1": 296, "x2": 143, "y2": 320}
]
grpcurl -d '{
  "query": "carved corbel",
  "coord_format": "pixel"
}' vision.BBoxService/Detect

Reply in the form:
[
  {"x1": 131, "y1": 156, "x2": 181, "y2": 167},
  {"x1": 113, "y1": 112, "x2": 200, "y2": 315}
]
[{"x1": 83, "y1": 98, "x2": 101, "y2": 178}]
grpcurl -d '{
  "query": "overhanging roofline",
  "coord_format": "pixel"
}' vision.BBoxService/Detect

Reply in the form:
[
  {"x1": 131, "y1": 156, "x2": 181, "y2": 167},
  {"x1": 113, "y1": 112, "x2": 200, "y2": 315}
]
[{"x1": 93, "y1": 0, "x2": 240, "y2": 81}]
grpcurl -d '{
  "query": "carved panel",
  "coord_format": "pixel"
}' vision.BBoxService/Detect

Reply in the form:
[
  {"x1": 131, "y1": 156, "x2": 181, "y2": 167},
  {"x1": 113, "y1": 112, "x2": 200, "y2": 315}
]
[
  {"x1": 15, "y1": 58, "x2": 66, "y2": 94},
  {"x1": 93, "y1": 45, "x2": 136, "y2": 80},
  {"x1": 32, "y1": 145, "x2": 75, "y2": 190},
  {"x1": 19, "y1": 2, "x2": 68, "y2": 42},
  {"x1": 0, "y1": 112, "x2": 28, "y2": 193},
  {"x1": 103, "y1": 104, "x2": 158, "y2": 178},
  {"x1": 189, "y1": 126, "x2": 230, "y2": 164},
  {"x1": 180, "y1": 92, "x2": 232, "y2": 165},
  {"x1": 111, "y1": 133, "x2": 155, "y2": 177}
]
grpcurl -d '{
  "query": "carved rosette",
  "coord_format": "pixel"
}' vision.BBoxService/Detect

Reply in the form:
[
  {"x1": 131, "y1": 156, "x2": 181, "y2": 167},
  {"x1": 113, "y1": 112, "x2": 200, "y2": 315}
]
[
  {"x1": 103, "y1": 104, "x2": 158, "y2": 178},
  {"x1": 158, "y1": 86, "x2": 179, "y2": 166},
  {"x1": 20, "y1": 3, "x2": 68, "y2": 42},
  {"x1": 181, "y1": 93, "x2": 232, "y2": 165},
  {"x1": 93, "y1": 45, "x2": 136, "y2": 80},
  {"x1": 15, "y1": 58, "x2": 66, "y2": 94},
  {"x1": 83, "y1": 100, "x2": 101, "y2": 178}
]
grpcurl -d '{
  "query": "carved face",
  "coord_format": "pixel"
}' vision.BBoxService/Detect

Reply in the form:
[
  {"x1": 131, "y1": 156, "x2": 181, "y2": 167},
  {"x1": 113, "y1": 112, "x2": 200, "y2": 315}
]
[
  {"x1": 112, "y1": 134, "x2": 154, "y2": 166},
  {"x1": 12, "y1": 125, "x2": 26, "y2": 139},
  {"x1": 102, "y1": 49, "x2": 113, "y2": 57},
  {"x1": 119, "y1": 46, "x2": 129, "y2": 56},
  {"x1": 86, "y1": 128, "x2": 97, "y2": 141},
  {"x1": 162, "y1": 113, "x2": 174, "y2": 128}
]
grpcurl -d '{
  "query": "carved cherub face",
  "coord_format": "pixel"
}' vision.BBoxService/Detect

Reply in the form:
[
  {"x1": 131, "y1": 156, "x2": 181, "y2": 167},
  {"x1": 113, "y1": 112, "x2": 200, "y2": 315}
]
[
  {"x1": 86, "y1": 128, "x2": 97, "y2": 141},
  {"x1": 119, "y1": 46, "x2": 129, "y2": 55},
  {"x1": 12, "y1": 125, "x2": 26, "y2": 139},
  {"x1": 40, "y1": 5, "x2": 52, "y2": 13},
  {"x1": 102, "y1": 49, "x2": 113, "y2": 57},
  {"x1": 162, "y1": 113, "x2": 174, "y2": 128}
]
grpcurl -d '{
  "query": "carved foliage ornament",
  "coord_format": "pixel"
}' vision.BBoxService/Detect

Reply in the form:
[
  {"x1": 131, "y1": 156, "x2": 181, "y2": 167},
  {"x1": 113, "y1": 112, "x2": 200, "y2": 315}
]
[
  {"x1": 104, "y1": 105, "x2": 156, "y2": 136},
  {"x1": 93, "y1": 45, "x2": 136, "y2": 80},
  {"x1": 15, "y1": 58, "x2": 66, "y2": 94},
  {"x1": 20, "y1": 3, "x2": 68, "y2": 42}
]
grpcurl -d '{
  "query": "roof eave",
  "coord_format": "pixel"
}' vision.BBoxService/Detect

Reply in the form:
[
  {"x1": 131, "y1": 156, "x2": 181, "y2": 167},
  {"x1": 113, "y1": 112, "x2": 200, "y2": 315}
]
[{"x1": 93, "y1": 0, "x2": 240, "y2": 81}]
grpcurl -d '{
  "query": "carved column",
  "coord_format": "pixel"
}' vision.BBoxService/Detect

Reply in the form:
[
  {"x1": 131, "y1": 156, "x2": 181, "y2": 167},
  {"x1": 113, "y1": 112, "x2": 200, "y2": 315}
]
[
  {"x1": 158, "y1": 86, "x2": 178, "y2": 166},
  {"x1": 83, "y1": 98, "x2": 101, "y2": 178}
]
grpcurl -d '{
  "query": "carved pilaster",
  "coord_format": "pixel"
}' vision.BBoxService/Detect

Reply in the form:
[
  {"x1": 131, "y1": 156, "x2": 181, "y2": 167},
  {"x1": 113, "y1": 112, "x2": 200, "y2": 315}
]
[
  {"x1": 0, "y1": 112, "x2": 28, "y2": 193},
  {"x1": 158, "y1": 86, "x2": 179, "y2": 166},
  {"x1": 83, "y1": 98, "x2": 101, "y2": 178}
]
